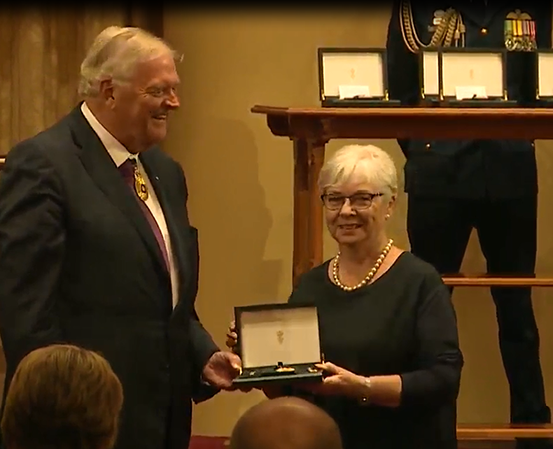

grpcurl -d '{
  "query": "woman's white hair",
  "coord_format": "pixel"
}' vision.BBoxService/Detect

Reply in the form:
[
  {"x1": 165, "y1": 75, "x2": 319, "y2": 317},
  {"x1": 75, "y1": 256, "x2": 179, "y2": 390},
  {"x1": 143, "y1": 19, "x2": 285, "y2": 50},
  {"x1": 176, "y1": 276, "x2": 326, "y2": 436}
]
[
  {"x1": 318, "y1": 144, "x2": 398, "y2": 196},
  {"x1": 78, "y1": 26, "x2": 179, "y2": 97}
]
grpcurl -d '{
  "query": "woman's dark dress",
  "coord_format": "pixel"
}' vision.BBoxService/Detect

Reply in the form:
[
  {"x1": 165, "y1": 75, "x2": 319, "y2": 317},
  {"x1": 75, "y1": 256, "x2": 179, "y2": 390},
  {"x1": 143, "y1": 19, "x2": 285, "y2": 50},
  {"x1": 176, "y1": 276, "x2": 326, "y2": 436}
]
[{"x1": 285, "y1": 252, "x2": 463, "y2": 449}]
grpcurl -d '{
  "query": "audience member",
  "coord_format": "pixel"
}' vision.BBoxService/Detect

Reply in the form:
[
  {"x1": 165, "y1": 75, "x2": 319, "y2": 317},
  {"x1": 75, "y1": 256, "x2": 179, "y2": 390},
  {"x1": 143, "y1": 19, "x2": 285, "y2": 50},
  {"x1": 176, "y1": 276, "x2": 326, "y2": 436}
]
[
  {"x1": 1, "y1": 344, "x2": 123, "y2": 449},
  {"x1": 230, "y1": 397, "x2": 342, "y2": 449}
]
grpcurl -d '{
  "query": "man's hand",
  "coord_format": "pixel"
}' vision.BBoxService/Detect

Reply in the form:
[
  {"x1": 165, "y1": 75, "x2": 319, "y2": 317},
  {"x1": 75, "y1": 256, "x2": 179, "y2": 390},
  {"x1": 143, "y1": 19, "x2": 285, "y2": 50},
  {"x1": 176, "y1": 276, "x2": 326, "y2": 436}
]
[{"x1": 202, "y1": 351, "x2": 242, "y2": 390}]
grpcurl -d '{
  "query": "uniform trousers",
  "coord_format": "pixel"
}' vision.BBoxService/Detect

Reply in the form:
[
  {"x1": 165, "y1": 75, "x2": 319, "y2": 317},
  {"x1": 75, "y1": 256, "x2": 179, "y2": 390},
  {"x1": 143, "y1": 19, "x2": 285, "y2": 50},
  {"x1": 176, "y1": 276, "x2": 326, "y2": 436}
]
[{"x1": 407, "y1": 194, "x2": 550, "y2": 428}]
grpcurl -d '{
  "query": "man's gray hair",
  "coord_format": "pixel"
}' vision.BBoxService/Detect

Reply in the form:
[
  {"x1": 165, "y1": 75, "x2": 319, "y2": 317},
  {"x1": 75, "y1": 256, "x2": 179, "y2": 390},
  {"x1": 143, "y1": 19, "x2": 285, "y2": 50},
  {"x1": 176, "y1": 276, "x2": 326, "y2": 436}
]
[
  {"x1": 78, "y1": 26, "x2": 180, "y2": 97},
  {"x1": 318, "y1": 144, "x2": 398, "y2": 197}
]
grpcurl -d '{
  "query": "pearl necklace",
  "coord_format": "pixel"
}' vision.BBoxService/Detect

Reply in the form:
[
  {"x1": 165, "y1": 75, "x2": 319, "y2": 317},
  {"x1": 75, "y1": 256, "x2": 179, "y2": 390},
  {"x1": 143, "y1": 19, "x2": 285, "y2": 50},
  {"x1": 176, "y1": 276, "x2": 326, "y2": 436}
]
[{"x1": 332, "y1": 239, "x2": 394, "y2": 292}]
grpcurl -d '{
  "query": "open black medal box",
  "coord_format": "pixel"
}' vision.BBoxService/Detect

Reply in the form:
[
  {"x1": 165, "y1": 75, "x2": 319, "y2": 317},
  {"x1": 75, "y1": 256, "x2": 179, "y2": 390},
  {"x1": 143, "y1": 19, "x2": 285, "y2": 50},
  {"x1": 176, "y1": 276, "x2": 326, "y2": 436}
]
[
  {"x1": 317, "y1": 47, "x2": 400, "y2": 108},
  {"x1": 316, "y1": 46, "x2": 518, "y2": 108},
  {"x1": 232, "y1": 303, "x2": 324, "y2": 387},
  {"x1": 535, "y1": 49, "x2": 553, "y2": 107},
  {"x1": 419, "y1": 47, "x2": 516, "y2": 108}
]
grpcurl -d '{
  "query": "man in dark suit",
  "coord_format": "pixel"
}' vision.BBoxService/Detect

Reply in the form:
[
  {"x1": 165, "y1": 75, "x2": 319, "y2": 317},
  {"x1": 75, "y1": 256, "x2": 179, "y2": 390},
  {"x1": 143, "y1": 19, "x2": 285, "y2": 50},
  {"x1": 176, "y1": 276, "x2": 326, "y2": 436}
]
[
  {"x1": 386, "y1": 2, "x2": 552, "y2": 448},
  {"x1": 0, "y1": 26, "x2": 242, "y2": 449}
]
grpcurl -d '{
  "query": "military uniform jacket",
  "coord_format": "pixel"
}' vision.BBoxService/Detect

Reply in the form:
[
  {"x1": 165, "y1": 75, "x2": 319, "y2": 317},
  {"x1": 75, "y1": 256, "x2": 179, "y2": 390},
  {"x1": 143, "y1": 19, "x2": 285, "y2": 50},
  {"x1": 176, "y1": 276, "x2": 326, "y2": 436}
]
[{"x1": 386, "y1": 1, "x2": 552, "y2": 199}]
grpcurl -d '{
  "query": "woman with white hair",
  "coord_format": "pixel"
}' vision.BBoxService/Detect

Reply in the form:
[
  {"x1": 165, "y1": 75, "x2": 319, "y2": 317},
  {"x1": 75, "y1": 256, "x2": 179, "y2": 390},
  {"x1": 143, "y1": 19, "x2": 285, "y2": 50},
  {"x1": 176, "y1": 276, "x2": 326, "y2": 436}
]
[{"x1": 227, "y1": 144, "x2": 463, "y2": 449}]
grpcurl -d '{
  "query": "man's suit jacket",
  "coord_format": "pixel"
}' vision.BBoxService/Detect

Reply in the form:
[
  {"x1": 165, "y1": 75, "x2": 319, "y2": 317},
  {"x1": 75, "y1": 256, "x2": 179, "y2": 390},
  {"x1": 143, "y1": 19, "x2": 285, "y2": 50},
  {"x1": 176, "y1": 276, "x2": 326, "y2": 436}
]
[
  {"x1": 0, "y1": 105, "x2": 219, "y2": 449},
  {"x1": 386, "y1": 1, "x2": 551, "y2": 200}
]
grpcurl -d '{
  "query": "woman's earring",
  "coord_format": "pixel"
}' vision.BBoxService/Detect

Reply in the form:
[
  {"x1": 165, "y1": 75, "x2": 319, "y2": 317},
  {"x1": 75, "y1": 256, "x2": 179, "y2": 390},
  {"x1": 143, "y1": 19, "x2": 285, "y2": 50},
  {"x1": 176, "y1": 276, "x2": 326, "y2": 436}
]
[{"x1": 385, "y1": 214, "x2": 390, "y2": 220}]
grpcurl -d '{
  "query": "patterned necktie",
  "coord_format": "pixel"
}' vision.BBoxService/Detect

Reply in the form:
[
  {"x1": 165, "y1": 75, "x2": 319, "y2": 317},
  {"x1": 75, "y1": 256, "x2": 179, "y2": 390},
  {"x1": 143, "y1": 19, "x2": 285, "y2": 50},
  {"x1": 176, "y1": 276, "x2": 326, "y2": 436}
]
[{"x1": 119, "y1": 158, "x2": 170, "y2": 271}]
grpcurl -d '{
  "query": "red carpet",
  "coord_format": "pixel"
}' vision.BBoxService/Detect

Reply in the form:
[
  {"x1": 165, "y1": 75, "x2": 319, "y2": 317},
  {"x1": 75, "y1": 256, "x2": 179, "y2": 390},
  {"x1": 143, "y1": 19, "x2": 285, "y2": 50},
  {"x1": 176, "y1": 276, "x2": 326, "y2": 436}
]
[
  {"x1": 189, "y1": 435, "x2": 514, "y2": 449},
  {"x1": 189, "y1": 436, "x2": 229, "y2": 449}
]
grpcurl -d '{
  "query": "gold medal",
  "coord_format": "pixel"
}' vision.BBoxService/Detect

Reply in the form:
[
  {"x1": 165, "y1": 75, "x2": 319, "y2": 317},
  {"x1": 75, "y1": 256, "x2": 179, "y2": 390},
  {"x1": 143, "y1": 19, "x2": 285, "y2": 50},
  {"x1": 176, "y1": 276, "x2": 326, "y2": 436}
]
[
  {"x1": 275, "y1": 361, "x2": 295, "y2": 373},
  {"x1": 275, "y1": 366, "x2": 295, "y2": 373},
  {"x1": 133, "y1": 165, "x2": 149, "y2": 201}
]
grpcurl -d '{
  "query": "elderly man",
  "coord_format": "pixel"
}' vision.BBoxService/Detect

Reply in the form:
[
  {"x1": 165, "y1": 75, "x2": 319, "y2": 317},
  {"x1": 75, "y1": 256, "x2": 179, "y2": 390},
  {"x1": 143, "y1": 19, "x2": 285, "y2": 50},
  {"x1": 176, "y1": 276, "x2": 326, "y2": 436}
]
[
  {"x1": 0, "y1": 26, "x2": 241, "y2": 449},
  {"x1": 1, "y1": 344, "x2": 123, "y2": 449},
  {"x1": 230, "y1": 397, "x2": 343, "y2": 449}
]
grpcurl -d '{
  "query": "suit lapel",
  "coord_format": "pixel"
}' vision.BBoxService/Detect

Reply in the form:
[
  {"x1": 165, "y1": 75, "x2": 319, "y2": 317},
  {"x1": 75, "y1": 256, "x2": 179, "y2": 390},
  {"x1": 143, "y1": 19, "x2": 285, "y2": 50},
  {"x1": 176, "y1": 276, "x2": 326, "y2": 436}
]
[
  {"x1": 140, "y1": 150, "x2": 193, "y2": 308},
  {"x1": 69, "y1": 106, "x2": 170, "y2": 284}
]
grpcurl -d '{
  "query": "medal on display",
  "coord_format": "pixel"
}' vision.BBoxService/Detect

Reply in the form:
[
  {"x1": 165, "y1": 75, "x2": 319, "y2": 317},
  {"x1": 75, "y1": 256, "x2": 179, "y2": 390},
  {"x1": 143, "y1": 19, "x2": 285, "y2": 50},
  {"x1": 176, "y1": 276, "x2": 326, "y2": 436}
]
[{"x1": 505, "y1": 10, "x2": 536, "y2": 51}]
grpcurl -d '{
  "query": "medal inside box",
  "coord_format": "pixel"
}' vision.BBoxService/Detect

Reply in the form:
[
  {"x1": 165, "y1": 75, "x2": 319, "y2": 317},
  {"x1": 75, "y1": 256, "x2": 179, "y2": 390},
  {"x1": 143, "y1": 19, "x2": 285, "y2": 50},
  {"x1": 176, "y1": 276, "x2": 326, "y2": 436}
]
[
  {"x1": 317, "y1": 47, "x2": 400, "y2": 108},
  {"x1": 419, "y1": 47, "x2": 516, "y2": 107},
  {"x1": 233, "y1": 303, "x2": 324, "y2": 386}
]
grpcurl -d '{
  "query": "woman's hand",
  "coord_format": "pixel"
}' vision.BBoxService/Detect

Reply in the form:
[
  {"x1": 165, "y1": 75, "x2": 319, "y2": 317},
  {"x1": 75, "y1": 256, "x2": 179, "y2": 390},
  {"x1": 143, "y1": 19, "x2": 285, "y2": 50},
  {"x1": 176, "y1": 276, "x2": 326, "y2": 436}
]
[
  {"x1": 226, "y1": 320, "x2": 238, "y2": 352},
  {"x1": 305, "y1": 362, "x2": 367, "y2": 399}
]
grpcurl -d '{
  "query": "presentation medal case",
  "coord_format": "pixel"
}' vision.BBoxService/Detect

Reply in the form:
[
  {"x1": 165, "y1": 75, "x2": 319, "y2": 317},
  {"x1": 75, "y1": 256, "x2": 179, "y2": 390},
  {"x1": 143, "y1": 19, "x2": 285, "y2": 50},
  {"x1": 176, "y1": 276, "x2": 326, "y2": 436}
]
[
  {"x1": 317, "y1": 47, "x2": 399, "y2": 108},
  {"x1": 232, "y1": 303, "x2": 324, "y2": 387}
]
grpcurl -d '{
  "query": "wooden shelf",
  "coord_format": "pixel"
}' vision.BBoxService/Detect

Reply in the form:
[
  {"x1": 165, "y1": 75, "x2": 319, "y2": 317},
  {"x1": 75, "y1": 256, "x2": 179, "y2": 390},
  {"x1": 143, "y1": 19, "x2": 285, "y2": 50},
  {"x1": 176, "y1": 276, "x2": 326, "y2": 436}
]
[
  {"x1": 252, "y1": 105, "x2": 553, "y2": 140},
  {"x1": 443, "y1": 274, "x2": 553, "y2": 287},
  {"x1": 457, "y1": 424, "x2": 553, "y2": 440},
  {"x1": 251, "y1": 105, "x2": 553, "y2": 287}
]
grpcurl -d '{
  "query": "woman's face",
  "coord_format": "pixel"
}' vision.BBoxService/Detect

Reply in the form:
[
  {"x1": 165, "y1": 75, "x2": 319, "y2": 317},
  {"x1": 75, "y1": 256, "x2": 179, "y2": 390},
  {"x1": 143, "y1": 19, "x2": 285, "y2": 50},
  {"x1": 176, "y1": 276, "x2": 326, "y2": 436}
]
[{"x1": 323, "y1": 181, "x2": 395, "y2": 246}]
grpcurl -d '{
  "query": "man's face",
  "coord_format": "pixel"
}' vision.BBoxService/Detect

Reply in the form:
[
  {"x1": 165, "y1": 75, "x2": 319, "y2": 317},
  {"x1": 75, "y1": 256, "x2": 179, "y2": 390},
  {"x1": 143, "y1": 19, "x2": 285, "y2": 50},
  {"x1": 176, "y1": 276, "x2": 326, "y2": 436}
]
[{"x1": 108, "y1": 52, "x2": 180, "y2": 152}]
